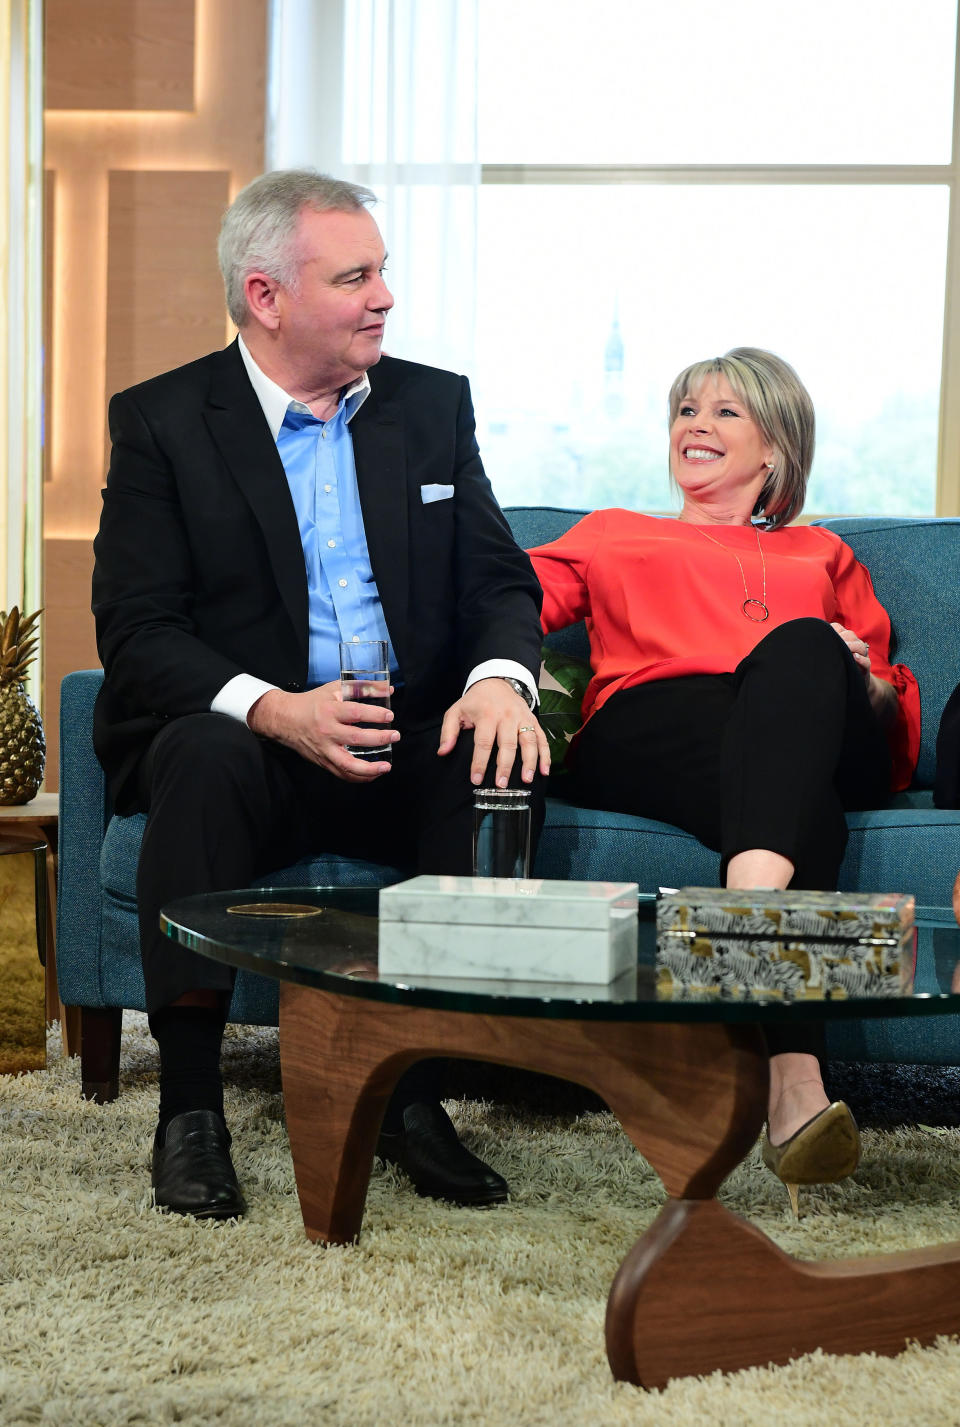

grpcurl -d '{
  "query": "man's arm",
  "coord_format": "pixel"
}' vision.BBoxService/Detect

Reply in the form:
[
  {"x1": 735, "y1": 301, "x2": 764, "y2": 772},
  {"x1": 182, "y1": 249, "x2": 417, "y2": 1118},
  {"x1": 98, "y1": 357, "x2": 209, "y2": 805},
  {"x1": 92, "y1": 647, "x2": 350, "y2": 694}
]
[
  {"x1": 94, "y1": 388, "x2": 397, "y2": 784},
  {"x1": 93, "y1": 388, "x2": 248, "y2": 716}
]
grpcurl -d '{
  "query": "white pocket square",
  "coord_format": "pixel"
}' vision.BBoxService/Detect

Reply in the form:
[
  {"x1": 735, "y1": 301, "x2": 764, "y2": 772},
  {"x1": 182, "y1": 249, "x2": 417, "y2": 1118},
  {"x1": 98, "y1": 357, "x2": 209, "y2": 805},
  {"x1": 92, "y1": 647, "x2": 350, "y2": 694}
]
[{"x1": 420, "y1": 483, "x2": 454, "y2": 504}]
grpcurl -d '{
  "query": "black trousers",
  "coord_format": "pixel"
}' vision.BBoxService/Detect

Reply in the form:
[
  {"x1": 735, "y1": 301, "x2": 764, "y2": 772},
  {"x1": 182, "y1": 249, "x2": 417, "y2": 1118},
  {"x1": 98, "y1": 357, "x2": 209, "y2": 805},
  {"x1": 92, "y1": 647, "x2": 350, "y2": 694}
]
[
  {"x1": 570, "y1": 618, "x2": 893, "y2": 1057},
  {"x1": 135, "y1": 692, "x2": 545, "y2": 1016}
]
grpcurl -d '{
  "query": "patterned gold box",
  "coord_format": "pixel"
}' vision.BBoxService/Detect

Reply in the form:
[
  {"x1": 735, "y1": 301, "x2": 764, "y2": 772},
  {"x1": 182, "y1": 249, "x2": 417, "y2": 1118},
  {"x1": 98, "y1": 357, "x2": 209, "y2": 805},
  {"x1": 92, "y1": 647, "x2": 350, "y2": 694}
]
[{"x1": 656, "y1": 888, "x2": 916, "y2": 1003}]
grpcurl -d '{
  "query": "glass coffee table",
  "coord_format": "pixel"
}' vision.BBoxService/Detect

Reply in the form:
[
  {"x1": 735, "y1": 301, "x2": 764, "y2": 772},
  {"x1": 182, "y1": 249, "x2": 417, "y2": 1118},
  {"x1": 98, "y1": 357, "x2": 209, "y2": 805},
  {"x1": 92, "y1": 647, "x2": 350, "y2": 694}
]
[{"x1": 161, "y1": 887, "x2": 960, "y2": 1388}]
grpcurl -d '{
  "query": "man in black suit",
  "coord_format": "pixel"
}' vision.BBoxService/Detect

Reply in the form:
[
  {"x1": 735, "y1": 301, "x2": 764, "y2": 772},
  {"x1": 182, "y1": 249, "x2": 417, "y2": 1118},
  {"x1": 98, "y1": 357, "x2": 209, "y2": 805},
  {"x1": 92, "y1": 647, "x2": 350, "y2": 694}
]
[{"x1": 92, "y1": 169, "x2": 548, "y2": 1220}]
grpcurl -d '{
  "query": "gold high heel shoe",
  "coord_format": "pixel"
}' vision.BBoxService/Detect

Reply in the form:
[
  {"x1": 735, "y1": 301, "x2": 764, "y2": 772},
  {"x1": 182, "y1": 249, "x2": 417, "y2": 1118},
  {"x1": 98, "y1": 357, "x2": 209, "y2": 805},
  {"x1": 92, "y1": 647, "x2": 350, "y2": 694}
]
[{"x1": 761, "y1": 1101, "x2": 861, "y2": 1218}]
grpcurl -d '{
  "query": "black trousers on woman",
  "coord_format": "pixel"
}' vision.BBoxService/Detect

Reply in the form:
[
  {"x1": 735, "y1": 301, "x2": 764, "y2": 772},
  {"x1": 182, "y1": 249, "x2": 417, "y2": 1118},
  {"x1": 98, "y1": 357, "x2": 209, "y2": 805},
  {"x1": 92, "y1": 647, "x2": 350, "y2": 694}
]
[{"x1": 569, "y1": 618, "x2": 892, "y2": 1057}]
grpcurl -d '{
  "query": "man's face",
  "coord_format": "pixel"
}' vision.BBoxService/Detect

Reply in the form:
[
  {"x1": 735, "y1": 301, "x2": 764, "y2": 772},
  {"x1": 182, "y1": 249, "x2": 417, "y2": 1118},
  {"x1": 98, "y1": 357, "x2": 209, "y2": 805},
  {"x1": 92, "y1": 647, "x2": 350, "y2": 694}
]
[{"x1": 273, "y1": 205, "x2": 393, "y2": 390}]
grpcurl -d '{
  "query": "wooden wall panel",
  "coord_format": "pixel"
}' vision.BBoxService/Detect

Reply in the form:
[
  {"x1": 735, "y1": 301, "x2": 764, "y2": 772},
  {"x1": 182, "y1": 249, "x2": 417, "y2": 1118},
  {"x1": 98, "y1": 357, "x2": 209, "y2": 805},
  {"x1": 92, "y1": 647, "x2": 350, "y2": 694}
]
[
  {"x1": 43, "y1": 170, "x2": 54, "y2": 484},
  {"x1": 105, "y1": 169, "x2": 230, "y2": 402},
  {"x1": 43, "y1": 539, "x2": 100, "y2": 785},
  {"x1": 43, "y1": 0, "x2": 268, "y2": 786},
  {"x1": 45, "y1": 0, "x2": 196, "y2": 112}
]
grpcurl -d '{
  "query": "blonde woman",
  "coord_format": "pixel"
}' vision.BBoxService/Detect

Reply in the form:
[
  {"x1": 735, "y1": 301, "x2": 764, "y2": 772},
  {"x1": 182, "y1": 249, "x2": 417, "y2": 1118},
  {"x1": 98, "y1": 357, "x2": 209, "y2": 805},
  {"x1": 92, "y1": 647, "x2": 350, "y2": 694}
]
[{"x1": 529, "y1": 347, "x2": 920, "y2": 1212}]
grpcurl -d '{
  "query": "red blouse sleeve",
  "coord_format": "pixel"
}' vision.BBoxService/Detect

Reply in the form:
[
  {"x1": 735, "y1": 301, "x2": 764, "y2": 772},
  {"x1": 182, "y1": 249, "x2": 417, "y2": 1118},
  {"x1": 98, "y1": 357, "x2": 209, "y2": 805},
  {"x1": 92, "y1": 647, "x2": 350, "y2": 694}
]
[
  {"x1": 831, "y1": 536, "x2": 921, "y2": 792},
  {"x1": 527, "y1": 511, "x2": 607, "y2": 634}
]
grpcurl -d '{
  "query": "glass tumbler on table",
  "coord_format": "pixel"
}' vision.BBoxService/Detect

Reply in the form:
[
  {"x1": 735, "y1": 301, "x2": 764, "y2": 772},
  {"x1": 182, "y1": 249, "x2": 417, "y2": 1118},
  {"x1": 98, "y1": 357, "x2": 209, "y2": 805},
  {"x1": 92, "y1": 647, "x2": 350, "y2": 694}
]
[
  {"x1": 338, "y1": 640, "x2": 392, "y2": 762},
  {"x1": 472, "y1": 787, "x2": 532, "y2": 878}
]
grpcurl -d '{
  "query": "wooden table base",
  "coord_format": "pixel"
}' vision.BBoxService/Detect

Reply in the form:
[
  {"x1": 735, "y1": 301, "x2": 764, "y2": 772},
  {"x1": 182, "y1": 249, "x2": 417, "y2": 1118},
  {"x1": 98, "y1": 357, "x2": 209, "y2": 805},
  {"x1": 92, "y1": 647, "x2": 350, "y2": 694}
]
[
  {"x1": 278, "y1": 983, "x2": 960, "y2": 1387},
  {"x1": 607, "y1": 1198, "x2": 960, "y2": 1386}
]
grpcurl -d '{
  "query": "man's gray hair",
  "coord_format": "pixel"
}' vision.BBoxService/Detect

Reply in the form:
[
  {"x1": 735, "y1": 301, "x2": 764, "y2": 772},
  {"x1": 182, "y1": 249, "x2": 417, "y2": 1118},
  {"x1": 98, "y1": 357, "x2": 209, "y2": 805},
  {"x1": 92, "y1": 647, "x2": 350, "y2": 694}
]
[
  {"x1": 668, "y1": 346, "x2": 816, "y2": 529},
  {"x1": 218, "y1": 169, "x2": 377, "y2": 328}
]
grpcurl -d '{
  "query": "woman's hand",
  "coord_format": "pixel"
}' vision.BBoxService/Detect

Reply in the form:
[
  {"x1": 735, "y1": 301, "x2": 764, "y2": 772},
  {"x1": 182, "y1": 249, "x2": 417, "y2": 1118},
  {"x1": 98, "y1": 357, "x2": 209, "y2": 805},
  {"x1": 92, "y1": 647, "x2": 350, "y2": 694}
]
[
  {"x1": 829, "y1": 622, "x2": 871, "y2": 675},
  {"x1": 829, "y1": 622, "x2": 897, "y2": 726}
]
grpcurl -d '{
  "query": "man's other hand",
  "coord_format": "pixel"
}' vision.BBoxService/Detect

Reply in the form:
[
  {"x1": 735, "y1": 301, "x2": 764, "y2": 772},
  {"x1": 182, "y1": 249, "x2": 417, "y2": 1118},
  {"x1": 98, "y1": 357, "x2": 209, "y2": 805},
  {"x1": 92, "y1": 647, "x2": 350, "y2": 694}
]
[
  {"x1": 437, "y1": 677, "x2": 550, "y2": 787},
  {"x1": 247, "y1": 682, "x2": 397, "y2": 781}
]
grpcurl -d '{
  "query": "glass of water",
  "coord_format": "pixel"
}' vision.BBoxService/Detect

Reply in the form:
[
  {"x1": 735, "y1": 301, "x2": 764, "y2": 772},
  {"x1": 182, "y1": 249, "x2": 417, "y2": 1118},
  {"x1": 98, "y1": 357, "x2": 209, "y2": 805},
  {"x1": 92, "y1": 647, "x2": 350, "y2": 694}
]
[
  {"x1": 338, "y1": 640, "x2": 392, "y2": 762},
  {"x1": 472, "y1": 787, "x2": 531, "y2": 878}
]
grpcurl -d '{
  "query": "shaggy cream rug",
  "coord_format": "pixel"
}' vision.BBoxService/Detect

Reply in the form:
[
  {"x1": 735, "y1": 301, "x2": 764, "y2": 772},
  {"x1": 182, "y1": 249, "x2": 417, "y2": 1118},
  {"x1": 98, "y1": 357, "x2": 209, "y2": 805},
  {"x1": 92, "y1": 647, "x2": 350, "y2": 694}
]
[{"x1": 2, "y1": 1017, "x2": 960, "y2": 1427}]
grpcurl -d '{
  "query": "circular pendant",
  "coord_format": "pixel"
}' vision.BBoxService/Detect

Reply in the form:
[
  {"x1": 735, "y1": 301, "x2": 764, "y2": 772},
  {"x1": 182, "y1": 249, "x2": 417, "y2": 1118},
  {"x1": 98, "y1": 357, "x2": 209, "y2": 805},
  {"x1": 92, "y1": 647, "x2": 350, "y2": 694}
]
[{"x1": 742, "y1": 599, "x2": 770, "y2": 623}]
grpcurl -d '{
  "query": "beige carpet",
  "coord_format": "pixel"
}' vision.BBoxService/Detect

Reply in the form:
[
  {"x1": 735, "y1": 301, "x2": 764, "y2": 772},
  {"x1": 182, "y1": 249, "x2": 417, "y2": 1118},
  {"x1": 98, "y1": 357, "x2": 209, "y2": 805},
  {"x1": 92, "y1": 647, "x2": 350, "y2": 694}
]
[{"x1": 3, "y1": 1019, "x2": 960, "y2": 1427}]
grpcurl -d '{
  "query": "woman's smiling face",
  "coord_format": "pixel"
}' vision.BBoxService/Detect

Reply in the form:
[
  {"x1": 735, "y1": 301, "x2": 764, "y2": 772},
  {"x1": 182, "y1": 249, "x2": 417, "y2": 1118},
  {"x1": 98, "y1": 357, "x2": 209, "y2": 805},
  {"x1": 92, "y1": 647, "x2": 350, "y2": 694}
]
[{"x1": 669, "y1": 373, "x2": 774, "y2": 512}]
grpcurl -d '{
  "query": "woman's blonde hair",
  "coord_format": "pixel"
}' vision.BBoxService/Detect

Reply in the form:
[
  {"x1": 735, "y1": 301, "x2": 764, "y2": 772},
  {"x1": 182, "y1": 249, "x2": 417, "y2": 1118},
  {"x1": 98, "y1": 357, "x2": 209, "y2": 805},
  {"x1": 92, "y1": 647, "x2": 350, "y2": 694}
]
[{"x1": 668, "y1": 347, "x2": 815, "y2": 529}]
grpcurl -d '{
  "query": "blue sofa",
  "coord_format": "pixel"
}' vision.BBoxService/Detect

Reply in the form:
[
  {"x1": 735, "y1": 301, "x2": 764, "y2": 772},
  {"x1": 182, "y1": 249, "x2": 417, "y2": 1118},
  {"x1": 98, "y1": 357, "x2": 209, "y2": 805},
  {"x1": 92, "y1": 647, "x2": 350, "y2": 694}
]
[{"x1": 56, "y1": 510, "x2": 960, "y2": 1096}]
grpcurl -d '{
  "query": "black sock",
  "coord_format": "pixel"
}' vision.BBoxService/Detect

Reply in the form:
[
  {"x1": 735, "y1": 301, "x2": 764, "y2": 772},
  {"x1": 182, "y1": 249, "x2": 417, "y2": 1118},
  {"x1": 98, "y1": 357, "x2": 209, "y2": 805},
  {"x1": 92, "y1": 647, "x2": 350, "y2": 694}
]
[
  {"x1": 150, "y1": 1005, "x2": 228, "y2": 1140},
  {"x1": 381, "y1": 1060, "x2": 443, "y2": 1133}
]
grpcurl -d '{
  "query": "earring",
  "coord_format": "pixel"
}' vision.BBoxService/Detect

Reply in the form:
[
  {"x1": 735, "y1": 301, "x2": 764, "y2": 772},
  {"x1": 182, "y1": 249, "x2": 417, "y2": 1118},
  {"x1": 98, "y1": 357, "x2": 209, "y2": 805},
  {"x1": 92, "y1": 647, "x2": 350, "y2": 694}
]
[{"x1": 766, "y1": 459, "x2": 776, "y2": 469}]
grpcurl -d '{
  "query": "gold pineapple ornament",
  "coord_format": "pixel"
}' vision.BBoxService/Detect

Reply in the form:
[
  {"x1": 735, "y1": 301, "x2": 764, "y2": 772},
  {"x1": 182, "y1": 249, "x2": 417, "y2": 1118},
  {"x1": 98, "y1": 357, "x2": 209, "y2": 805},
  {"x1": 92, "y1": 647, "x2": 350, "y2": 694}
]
[{"x1": 0, "y1": 607, "x2": 45, "y2": 804}]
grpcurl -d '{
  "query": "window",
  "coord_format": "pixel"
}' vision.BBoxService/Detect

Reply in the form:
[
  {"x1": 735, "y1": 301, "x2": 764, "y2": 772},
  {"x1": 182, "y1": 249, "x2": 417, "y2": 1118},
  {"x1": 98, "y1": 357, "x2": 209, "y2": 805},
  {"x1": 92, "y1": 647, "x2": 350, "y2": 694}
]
[
  {"x1": 271, "y1": 0, "x2": 960, "y2": 516},
  {"x1": 474, "y1": 0, "x2": 960, "y2": 517}
]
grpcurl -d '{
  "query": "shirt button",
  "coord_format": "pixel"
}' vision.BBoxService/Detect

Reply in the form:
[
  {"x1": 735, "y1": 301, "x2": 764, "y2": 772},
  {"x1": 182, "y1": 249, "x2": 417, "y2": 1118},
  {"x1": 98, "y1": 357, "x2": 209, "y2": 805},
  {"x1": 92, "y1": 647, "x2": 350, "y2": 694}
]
[
  {"x1": 338, "y1": 578, "x2": 348, "y2": 588},
  {"x1": 327, "y1": 539, "x2": 336, "y2": 548},
  {"x1": 352, "y1": 635, "x2": 360, "y2": 642},
  {"x1": 324, "y1": 484, "x2": 332, "y2": 493}
]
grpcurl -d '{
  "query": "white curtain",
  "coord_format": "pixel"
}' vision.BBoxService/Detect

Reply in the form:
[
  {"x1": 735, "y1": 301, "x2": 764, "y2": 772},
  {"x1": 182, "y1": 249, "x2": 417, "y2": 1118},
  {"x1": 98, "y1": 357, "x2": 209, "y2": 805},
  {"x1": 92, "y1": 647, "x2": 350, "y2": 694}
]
[
  {"x1": 268, "y1": 0, "x2": 480, "y2": 377},
  {"x1": 0, "y1": 0, "x2": 43, "y2": 671}
]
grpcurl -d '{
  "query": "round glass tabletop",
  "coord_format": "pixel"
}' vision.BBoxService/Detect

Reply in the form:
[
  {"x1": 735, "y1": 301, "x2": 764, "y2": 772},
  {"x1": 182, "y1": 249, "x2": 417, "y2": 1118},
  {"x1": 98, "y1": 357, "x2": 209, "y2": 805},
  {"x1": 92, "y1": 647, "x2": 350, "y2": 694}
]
[{"x1": 160, "y1": 886, "x2": 960, "y2": 1025}]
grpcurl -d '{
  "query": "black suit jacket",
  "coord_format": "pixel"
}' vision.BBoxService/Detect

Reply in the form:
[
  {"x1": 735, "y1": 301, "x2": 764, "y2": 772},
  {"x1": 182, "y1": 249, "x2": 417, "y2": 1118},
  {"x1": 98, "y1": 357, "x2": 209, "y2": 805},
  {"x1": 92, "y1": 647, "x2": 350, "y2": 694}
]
[{"x1": 92, "y1": 342, "x2": 542, "y2": 813}]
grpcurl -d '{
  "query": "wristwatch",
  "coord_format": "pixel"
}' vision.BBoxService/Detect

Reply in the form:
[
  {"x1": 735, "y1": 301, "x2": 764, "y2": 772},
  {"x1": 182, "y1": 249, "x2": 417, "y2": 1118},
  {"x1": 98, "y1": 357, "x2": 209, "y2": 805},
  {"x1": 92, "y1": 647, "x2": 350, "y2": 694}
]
[{"x1": 498, "y1": 676, "x2": 536, "y2": 709}]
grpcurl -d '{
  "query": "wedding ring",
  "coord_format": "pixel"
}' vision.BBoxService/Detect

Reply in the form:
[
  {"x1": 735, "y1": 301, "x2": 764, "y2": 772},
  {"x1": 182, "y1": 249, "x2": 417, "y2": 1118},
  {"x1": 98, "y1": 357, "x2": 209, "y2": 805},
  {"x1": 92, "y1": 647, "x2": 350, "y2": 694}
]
[{"x1": 518, "y1": 725, "x2": 535, "y2": 733}]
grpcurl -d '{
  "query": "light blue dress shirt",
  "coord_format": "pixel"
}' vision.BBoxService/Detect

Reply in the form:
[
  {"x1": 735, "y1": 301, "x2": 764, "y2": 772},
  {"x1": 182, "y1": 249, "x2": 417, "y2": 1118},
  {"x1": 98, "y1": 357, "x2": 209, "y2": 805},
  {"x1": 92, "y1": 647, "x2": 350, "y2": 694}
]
[{"x1": 277, "y1": 400, "x2": 399, "y2": 687}]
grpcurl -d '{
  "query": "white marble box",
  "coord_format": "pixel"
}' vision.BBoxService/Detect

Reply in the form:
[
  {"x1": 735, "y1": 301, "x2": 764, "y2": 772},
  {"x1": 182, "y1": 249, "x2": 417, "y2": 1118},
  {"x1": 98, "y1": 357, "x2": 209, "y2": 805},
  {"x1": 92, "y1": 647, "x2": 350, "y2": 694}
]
[{"x1": 378, "y1": 876, "x2": 639, "y2": 984}]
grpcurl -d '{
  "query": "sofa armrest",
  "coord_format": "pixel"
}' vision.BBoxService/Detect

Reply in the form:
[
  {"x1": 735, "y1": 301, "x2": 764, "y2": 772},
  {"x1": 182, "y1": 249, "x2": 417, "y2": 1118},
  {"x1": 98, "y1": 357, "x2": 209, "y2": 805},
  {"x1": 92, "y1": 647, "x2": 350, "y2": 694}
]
[{"x1": 56, "y1": 669, "x2": 110, "y2": 1006}]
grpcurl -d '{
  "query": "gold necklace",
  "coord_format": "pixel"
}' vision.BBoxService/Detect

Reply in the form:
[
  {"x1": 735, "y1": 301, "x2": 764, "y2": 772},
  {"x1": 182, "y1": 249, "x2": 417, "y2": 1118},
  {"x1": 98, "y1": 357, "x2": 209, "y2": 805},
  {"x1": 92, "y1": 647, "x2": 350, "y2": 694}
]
[{"x1": 688, "y1": 523, "x2": 769, "y2": 622}]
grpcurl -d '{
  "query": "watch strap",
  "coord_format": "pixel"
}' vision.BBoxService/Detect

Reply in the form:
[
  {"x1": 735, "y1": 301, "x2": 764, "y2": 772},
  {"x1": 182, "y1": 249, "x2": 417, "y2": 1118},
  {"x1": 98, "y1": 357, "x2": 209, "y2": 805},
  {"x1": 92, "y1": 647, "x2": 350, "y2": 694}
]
[{"x1": 499, "y1": 675, "x2": 536, "y2": 708}]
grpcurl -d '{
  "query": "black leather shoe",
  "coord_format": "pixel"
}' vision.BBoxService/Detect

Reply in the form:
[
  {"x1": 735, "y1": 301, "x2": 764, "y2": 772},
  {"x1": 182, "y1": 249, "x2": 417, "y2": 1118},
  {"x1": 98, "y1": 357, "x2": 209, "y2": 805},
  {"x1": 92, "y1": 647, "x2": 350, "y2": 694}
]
[
  {"x1": 377, "y1": 1102, "x2": 508, "y2": 1206},
  {"x1": 151, "y1": 1110, "x2": 247, "y2": 1220}
]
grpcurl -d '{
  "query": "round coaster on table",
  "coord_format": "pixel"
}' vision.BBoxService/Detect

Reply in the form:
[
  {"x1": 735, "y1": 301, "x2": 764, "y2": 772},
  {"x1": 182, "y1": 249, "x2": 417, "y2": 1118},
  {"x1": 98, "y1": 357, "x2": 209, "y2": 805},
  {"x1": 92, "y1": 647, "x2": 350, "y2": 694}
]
[{"x1": 226, "y1": 902, "x2": 323, "y2": 918}]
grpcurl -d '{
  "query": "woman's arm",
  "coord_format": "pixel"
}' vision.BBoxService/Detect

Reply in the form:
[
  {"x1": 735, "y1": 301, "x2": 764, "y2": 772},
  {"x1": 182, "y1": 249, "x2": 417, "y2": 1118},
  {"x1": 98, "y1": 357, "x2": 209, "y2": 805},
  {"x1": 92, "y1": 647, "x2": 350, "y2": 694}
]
[
  {"x1": 828, "y1": 534, "x2": 921, "y2": 789},
  {"x1": 828, "y1": 621, "x2": 898, "y2": 727},
  {"x1": 527, "y1": 511, "x2": 607, "y2": 633}
]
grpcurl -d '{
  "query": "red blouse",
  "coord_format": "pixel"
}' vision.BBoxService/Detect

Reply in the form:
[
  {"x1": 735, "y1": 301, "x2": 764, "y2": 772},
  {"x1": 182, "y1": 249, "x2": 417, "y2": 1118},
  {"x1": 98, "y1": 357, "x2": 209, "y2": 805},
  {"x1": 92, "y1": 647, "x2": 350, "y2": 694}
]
[{"x1": 529, "y1": 510, "x2": 921, "y2": 792}]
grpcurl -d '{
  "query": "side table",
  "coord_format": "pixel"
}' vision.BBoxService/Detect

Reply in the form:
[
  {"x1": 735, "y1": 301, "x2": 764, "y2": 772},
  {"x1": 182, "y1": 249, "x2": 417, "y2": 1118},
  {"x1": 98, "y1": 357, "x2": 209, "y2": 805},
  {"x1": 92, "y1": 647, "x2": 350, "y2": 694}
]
[
  {"x1": 0, "y1": 835, "x2": 47, "y2": 1072},
  {"x1": 0, "y1": 793, "x2": 79, "y2": 1059}
]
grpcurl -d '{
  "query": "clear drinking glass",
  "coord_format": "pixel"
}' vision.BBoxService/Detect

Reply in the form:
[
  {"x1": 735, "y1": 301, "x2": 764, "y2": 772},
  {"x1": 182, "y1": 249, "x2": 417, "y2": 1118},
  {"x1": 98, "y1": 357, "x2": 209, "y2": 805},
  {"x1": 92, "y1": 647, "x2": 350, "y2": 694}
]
[
  {"x1": 338, "y1": 640, "x2": 392, "y2": 762},
  {"x1": 472, "y1": 787, "x2": 532, "y2": 878}
]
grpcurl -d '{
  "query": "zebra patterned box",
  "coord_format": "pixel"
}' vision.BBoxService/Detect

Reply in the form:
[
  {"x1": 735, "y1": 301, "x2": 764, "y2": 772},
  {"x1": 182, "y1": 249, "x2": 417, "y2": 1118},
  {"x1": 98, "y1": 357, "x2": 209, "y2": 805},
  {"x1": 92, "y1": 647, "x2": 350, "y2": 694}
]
[{"x1": 655, "y1": 888, "x2": 915, "y2": 1002}]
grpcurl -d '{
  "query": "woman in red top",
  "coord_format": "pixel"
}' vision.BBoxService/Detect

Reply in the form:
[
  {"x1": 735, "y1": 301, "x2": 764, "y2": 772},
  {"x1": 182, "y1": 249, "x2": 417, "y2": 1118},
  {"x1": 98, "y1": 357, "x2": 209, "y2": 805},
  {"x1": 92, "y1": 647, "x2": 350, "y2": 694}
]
[{"x1": 529, "y1": 347, "x2": 920, "y2": 1213}]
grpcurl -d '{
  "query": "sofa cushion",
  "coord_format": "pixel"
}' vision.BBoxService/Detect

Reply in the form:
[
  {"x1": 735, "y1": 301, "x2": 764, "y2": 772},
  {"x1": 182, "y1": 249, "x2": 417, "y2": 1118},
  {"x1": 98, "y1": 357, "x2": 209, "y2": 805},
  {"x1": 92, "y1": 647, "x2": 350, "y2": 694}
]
[
  {"x1": 534, "y1": 789, "x2": 960, "y2": 906},
  {"x1": 814, "y1": 518, "x2": 960, "y2": 790},
  {"x1": 100, "y1": 813, "x2": 408, "y2": 904},
  {"x1": 536, "y1": 798, "x2": 720, "y2": 888}
]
